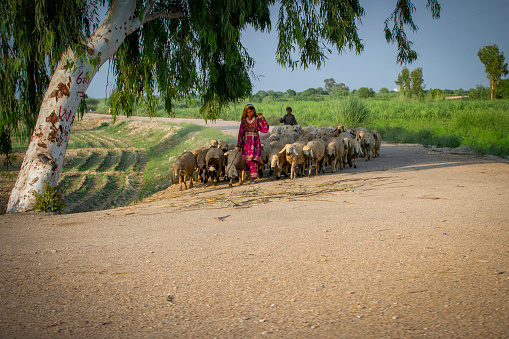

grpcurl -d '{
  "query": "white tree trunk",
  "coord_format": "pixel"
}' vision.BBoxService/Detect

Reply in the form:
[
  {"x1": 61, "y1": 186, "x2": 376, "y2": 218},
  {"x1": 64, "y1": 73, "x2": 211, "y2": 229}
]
[{"x1": 7, "y1": 0, "x2": 143, "y2": 212}]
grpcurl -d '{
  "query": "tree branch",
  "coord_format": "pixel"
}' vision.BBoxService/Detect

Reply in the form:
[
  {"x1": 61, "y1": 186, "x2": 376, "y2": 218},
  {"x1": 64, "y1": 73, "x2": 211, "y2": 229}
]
[
  {"x1": 143, "y1": 0, "x2": 157, "y2": 22},
  {"x1": 143, "y1": 11, "x2": 184, "y2": 24}
]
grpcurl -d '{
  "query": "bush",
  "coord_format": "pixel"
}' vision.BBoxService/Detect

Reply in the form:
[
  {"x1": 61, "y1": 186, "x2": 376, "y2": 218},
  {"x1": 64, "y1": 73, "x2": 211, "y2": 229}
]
[
  {"x1": 334, "y1": 97, "x2": 370, "y2": 127},
  {"x1": 33, "y1": 185, "x2": 65, "y2": 213}
]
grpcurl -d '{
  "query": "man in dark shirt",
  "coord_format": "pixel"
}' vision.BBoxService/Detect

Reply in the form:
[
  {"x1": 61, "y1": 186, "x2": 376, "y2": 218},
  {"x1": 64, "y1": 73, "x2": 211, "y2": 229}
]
[{"x1": 279, "y1": 107, "x2": 298, "y2": 125}]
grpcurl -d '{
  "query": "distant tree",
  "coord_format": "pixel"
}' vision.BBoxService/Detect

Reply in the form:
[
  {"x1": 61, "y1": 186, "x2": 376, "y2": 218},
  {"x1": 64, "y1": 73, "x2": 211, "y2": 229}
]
[
  {"x1": 316, "y1": 87, "x2": 328, "y2": 95},
  {"x1": 357, "y1": 87, "x2": 372, "y2": 98},
  {"x1": 337, "y1": 83, "x2": 350, "y2": 92},
  {"x1": 324, "y1": 79, "x2": 350, "y2": 94},
  {"x1": 324, "y1": 78, "x2": 338, "y2": 93},
  {"x1": 330, "y1": 88, "x2": 349, "y2": 99},
  {"x1": 430, "y1": 88, "x2": 443, "y2": 99},
  {"x1": 303, "y1": 88, "x2": 318, "y2": 96},
  {"x1": 477, "y1": 44, "x2": 509, "y2": 100},
  {"x1": 379, "y1": 87, "x2": 390, "y2": 94},
  {"x1": 469, "y1": 84, "x2": 490, "y2": 100},
  {"x1": 257, "y1": 90, "x2": 268, "y2": 99},
  {"x1": 286, "y1": 89, "x2": 296, "y2": 97},
  {"x1": 410, "y1": 67, "x2": 424, "y2": 98},
  {"x1": 496, "y1": 79, "x2": 509, "y2": 99},
  {"x1": 455, "y1": 88, "x2": 469, "y2": 96},
  {"x1": 395, "y1": 67, "x2": 410, "y2": 96}
]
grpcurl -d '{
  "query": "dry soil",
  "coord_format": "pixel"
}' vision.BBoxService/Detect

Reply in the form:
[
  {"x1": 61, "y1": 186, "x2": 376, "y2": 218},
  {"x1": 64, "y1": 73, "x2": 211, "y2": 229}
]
[{"x1": 1, "y1": 132, "x2": 508, "y2": 338}]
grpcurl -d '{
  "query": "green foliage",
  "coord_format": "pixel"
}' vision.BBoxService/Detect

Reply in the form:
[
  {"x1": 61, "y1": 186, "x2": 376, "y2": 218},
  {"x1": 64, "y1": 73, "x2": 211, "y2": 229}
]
[
  {"x1": 410, "y1": 67, "x2": 424, "y2": 98},
  {"x1": 469, "y1": 85, "x2": 490, "y2": 100},
  {"x1": 395, "y1": 67, "x2": 410, "y2": 95},
  {"x1": 478, "y1": 44, "x2": 508, "y2": 100},
  {"x1": 357, "y1": 87, "x2": 375, "y2": 98},
  {"x1": 33, "y1": 184, "x2": 65, "y2": 213},
  {"x1": 334, "y1": 97, "x2": 370, "y2": 127},
  {"x1": 379, "y1": 87, "x2": 390, "y2": 94},
  {"x1": 497, "y1": 79, "x2": 509, "y2": 99},
  {"x1": 384, "y1": 0, "x2": 441, "y2": 64}
]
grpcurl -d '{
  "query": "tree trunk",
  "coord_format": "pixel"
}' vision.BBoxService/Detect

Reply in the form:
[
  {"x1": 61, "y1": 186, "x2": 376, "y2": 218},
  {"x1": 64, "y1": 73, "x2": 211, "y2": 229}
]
[{"x1": 7, "y1": 0, "x2": 141, "y2": 213}]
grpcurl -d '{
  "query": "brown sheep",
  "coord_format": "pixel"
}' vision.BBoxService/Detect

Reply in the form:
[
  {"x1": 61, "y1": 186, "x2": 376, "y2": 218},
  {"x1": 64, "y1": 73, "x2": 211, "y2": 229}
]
[{"x1": 171, "y1": 152, "x2": 197, "y2": 190}]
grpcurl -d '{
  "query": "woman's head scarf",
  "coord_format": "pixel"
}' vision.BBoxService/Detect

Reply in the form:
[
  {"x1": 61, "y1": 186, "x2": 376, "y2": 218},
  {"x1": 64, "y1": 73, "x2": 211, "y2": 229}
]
[{"x1": 242, "y1": 104, "x2": 257, "y2": 119}]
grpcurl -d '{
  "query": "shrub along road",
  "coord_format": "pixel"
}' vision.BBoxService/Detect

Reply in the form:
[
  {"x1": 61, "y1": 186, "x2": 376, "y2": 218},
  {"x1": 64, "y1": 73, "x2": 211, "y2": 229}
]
[{"x1": 1, "y1": 131, "x2": 508, "y2": 337}]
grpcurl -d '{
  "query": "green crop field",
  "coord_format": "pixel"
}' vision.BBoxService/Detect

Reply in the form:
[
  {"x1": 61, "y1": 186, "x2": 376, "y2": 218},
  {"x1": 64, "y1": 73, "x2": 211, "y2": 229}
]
[{"x1": 93, "y1": 94, "x2": 509, "y2": 158}]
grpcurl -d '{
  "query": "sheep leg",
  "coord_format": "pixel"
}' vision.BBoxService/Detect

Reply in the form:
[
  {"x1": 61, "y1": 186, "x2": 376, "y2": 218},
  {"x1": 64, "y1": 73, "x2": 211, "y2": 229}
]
[
  {"x1": 183, "y1": 173, "x2": 188, "y2": 190},
  {"x1": 179, "y1": 175, "x2": 183, "y2": 191},
  {"x1": 189, "y1": 172, "x2": 193, "y2": 188}
]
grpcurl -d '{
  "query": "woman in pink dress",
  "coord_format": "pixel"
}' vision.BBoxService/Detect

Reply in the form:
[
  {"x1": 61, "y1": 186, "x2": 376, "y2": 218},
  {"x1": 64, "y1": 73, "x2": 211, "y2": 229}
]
[{"x1": 237, "y1": 104, "x2": 270, "y2": 184}]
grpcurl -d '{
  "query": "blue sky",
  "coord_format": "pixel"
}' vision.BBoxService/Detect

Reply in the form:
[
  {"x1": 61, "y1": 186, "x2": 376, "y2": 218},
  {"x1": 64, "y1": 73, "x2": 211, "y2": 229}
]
[{"x1": 87, "y1": 0, "x2": 509, "y2": 98}]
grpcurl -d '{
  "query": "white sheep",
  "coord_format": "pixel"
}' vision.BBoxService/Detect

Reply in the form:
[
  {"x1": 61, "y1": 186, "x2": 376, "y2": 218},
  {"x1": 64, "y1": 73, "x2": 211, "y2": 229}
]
[
  {"x1": 349, "y1": 139, "x2": 361, "y2": 168},
  {"x1": 326, "y1": 137, "x2": 345, "y2": 172},
  {"x1": 224, "y1": 147, "x2": 245, "y2": 187},
  {"x1": 280, "y1": 142, "x2": 306, "y2": 180},
  {"x1": 303, "y1": 139, "x2": 326, "y2": 177},
  {"x1": 356, "y1": 130, "x2": 374, "y2": 161},
  {"x1": 271, "y1": 126, "x2": 284, "y2": 134},
  {"x1": 371, "y1": 130, "x2": 382, "y2": 157},
  {"x1": 171, "y1": 151, "x2": 197, "y2": 190}
]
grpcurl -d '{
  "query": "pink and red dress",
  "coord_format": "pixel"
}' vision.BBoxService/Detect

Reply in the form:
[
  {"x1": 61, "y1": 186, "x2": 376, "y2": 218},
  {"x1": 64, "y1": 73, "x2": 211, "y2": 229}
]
[{"x1": 237, "y1": 116, "x2": 269, "y2": 178}]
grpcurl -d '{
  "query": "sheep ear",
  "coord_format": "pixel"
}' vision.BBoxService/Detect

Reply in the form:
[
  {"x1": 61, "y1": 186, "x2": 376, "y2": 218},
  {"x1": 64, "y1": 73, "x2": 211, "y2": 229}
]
[
  {"x1": 279, "y1": 148, "x2": 286, "y2": 154},
  {"x1": 310, "y1": 149, "x2": 314, "y2": 158}
]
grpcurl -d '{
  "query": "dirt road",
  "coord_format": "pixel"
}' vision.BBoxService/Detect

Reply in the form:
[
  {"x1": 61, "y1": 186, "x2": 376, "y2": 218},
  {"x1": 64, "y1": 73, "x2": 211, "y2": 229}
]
[{"x1": 1, "y1": 141, "x2": 509, "y2": 337}]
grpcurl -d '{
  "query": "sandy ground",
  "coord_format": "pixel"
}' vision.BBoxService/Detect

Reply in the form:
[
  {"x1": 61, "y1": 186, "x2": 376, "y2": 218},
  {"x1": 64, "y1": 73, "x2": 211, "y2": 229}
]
[{"x1": 1, "y1": 137, "x2": 509, "y2": 337}]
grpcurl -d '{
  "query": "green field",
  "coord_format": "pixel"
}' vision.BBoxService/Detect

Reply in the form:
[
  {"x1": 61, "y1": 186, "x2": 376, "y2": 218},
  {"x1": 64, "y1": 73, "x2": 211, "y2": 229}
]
[
  {"x1": 56, "y1": 117, "x2": 235, "y2": 213},
  {"x1": 91, "y1": 95, "x2": 509, "y2": 158}
]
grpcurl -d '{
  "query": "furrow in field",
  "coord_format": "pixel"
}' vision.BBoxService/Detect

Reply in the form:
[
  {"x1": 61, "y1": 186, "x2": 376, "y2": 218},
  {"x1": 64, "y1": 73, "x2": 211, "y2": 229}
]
[
  {"x1": 62, "y1": 174, "x2": 95, "y2": 208},
  {"x1": 77, "y1": 151, "x2": 106, "y2": 172},
  {"x1": 67, "y1": 175, "x2": 119, "y2": 214},
  {"x1": 115, "y1": 150, "x2": 134, "y2": 172},
  {"x1": 132, "y1": 150, "x2": 147, "y2": 173},
  {"x1": 97, "y1": 151, "x2": 119, "y2": 172}
]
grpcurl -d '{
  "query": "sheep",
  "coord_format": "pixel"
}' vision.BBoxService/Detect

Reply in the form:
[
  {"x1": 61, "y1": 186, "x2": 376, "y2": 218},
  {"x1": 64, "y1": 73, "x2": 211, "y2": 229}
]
[
  {"x1": 271, "y1": 126, "x2": 284, "y2": 134},
  {"x1": 326, "y1": 137, "x2": 346, "y2": 172},
  {"x1": 334, "y1": 124, "x2": 346, "y2": 136},
  {"x1": 210, "y1": 139, "x2": 219, "y2": 148},
  {"x1": 279, "y1": 134, "x2": 296, "y2": 146},
  {"x1": 339, "y1": 136, "x2": 352, "y2": 168},
  {"x1": 268, "y1": 141, "x2": 288, "y2": 178},
  {"x1": 371, "y1": 130, "x2": 382, "y2": 157},
  {"x1": 280, "y1": 142, "x2": 306, "y2": 180},
  {"x1": 171, "y1": 151, "x2": 197, "y2": 190},
  {"x1": 349, "y1": 139, "x2": 361, "y2": 168},
  {"x1": 290, "y1": 124, "x2": 302, "y2": 134},
  {"x1": 217, "y1": 140, "x2": 232, "y2": 153},
  {"x1": 356, "y1": 130, "x2": 374, "y2": 161},
  {"x1": 260, "y1": 140, "x2": 272, "y2": 171},
  {"x1": 196, "y1": 147, "x2": 211, "y2": 182},
  {"x1": 224, "y1": 147, "x2": 246, "y2": 187},
  {"x1": 205, "y1": 147, "x2": 225, "y2": 184},
  {"x1": 191, "y1": 146, "x2": 207, "y2": 180},
  {"x1": 303, "y1": 139, "x2": 326, "y2": 177}
]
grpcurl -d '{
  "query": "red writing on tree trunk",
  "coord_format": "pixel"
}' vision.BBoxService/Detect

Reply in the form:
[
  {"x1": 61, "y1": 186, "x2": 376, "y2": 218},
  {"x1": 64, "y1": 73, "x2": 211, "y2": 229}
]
[
  {"x1": 76, "y1": 71, "x2": 91, "y2": 85},
  {"x1": 58, "y1": 106, "x2": 74, "y2": 123}
]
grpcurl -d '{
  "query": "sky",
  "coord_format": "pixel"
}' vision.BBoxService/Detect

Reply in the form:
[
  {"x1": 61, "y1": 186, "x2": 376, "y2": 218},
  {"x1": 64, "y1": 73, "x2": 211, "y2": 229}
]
[{"x1": 86, "y1": 0, "x2": 509, "y2": 98}]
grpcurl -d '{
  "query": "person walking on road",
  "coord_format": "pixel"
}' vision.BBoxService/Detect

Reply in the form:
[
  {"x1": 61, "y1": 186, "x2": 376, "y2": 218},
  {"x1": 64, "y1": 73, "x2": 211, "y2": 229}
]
[{"x1": 237, "y1": 104, "x2": 270, "y2": 184}]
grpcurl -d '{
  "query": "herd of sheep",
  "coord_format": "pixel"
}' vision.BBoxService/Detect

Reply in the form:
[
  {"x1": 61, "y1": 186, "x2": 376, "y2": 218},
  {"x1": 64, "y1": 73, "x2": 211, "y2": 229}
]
[{"x1": 171, "y1": 124, "x2": 382, "y2": 190}]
